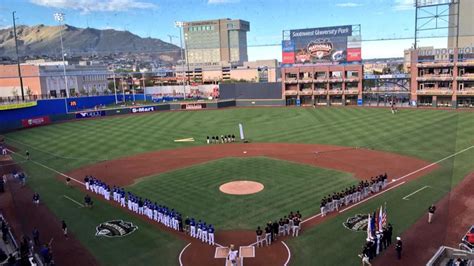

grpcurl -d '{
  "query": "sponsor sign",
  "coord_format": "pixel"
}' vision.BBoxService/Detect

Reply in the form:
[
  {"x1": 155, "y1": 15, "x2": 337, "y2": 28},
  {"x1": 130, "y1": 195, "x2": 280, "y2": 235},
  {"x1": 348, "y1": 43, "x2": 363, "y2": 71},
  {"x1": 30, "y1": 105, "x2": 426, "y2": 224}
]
[
  {"x1": 0, "y1": 102, "x2": 37, "y2": 111},
  {"x1": 282, "y1": 40, "x2": 295, "y2": 52},
  {"x1": 417, "y1": 46, "x2": 474, "y2": 56},
  {"x1": 75, "y1": 111, "x2": 106, "y2": 119},
  {"x1": 21, "y1": 116, "x2": 51, "y2": 128},
  {"x1": 96, "y1": 220, "x2": 138, "y2": 238},
  {"x1": 282, "y1": 52, "x2": 295, "y2": 64},
  {"x1": 182, "y1": 103, "x2": 206, "y2": 110},
  {"x1": 347, "y1": 48, "x2": 362, "y2": 62},
  {"x1": 131, "y1": 106, "x2": 155, "y2": 113},
  {"x1": 285, "y1": 25, "x2": 361, "y2": 65},
  {"x1": 343, "y1": 214, "x2": 369, "y2": 232}
]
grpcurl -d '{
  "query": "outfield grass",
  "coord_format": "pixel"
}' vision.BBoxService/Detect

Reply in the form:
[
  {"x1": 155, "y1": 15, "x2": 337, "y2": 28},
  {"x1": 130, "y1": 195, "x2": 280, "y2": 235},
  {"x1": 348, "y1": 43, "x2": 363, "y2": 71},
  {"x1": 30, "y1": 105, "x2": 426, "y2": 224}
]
[
  {"x1": 128, "y1": 157, "x2": 354, "y2": 230},
  {"x1": 4, "y1": 107, "x2": 474, "y2": 266}
]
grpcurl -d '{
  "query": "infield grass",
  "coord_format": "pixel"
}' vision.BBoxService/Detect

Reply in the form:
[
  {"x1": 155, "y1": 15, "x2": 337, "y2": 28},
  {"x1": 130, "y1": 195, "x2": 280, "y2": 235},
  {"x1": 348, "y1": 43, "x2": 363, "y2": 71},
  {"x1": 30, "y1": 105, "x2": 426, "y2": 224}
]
[
  {"x1": 4, "y1": 107, "x2": 474, "y2": 266},
  {"x1": 127, "y1": 157, "x2": 354, "y2": 230}
]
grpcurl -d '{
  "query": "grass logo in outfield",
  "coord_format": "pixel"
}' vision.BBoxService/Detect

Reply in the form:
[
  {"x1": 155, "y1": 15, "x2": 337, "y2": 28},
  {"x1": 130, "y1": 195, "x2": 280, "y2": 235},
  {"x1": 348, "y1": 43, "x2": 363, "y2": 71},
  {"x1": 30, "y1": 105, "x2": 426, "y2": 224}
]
[
  {"x1": 343, "y1": 214, "x2": 369, "y2": 232},
  {"x1": 95, "y1": 220, "x2": 138, "y2": 238}
]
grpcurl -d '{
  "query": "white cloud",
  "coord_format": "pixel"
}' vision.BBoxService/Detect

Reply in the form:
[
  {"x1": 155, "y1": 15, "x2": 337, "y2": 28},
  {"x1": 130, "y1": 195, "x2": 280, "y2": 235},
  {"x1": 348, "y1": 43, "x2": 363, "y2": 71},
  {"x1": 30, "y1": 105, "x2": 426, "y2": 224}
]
[
  {"x1": 393, "y1": 0, "x2": 414, "y2": 11},
  {"x1": 207, "y1": 0, "x2": 239, "y2": 4},
  {"x1": 30, "y1": 0, "x2": 157, "y2": 13},
  {"x1": 336, "y1": 2, "x2": 362, "y2": 7}
]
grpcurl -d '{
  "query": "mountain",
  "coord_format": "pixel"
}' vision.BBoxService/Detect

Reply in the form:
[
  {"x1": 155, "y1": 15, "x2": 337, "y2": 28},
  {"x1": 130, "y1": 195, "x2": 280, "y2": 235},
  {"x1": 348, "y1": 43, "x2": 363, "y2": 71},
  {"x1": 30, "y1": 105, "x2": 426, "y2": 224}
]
[{"x1": 0, "y1": 24, "x2": 181, "y2": 63}]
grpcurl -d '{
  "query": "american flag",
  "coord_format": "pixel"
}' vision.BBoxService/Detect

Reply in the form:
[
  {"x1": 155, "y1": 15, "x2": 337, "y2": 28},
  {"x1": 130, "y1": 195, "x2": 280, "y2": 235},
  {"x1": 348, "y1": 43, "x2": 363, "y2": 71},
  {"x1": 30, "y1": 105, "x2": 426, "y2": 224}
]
[
  {"x1": 378, "y1": 205, "x2": 383, "y2": 232},
  {"x1": 382, "y1": 203, "x2": 388, "y2": 228}
]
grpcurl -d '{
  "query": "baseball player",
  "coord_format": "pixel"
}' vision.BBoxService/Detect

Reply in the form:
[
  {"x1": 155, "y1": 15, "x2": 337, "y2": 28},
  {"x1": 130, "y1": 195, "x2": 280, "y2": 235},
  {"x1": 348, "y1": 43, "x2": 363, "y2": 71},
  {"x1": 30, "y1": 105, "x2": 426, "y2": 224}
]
[
  {"x1": 32, "y1": 193, "x2": 40, "y2": 205},
  {"x1": 320, "y1": 199, "x2": 326, "y2": 217},
  {"x1": 84, "y1": 176, "x2": 90, "y2": 190},
  {"x1": 138, "y1": 198, "x2": 144, "y2": 215},
  {"x1": 208, "y1": 224, "x2": 215, "y2": 245},
  {"x1": 256, "y1": 226, "x2": 263, "y2": 247},
  {"x1": 62, "y1": 220, "x2": 68, "y2": 239},
  {"x1": 201, "y1": 223, "x2": 208, "y2": 243},
  {"x1": 120, "y1": 190, "x2": 126, "y2": 207},
  {"x1": 278, "y1": 218, "x2": 285, "y2": 236},
  {"x1": 265, "y1": 225, "x2": 272, "y2": 246},
  {"x1": 190, "y1": 218, "x2": 196, "y2": 238},
  {"x1": 196, "y1": 220, "x2": 203, "y2": 239},
  {"x1": 284, "y1": 216, "x2": 290, "y2": 236},
  {"x1": 206, "y1": 136, "x2": 210, "y2": 144},
  {"x1": 292, "y1": 217, "x2": 301, "y2": 237}
]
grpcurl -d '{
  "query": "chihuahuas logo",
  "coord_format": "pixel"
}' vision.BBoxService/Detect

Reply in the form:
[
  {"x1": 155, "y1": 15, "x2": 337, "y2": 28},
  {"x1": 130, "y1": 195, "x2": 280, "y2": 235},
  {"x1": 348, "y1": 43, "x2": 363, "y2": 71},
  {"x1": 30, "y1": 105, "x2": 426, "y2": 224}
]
[
  {"x1": 343, "y1": 214, "x2": 369, "y2": 232},
  {"x1": 96, "y1": 220, "x2": 138, "y2": 238},
  {"x1": 307, "y1": 41, "x2": 333, "y2": 59}
]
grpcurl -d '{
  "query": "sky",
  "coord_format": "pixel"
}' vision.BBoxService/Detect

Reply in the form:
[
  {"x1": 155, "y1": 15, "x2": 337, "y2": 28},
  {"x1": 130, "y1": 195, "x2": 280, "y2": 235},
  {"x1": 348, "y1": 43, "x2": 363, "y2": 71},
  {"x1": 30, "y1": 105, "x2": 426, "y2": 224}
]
[{"x1": 0, "y1": 0, "x2": 450, "y2": 61}]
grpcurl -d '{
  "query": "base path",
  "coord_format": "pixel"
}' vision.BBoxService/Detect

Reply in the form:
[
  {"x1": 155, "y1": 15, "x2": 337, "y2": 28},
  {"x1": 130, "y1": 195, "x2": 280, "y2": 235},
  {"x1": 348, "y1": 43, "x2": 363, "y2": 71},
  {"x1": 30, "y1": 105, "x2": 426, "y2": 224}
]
[
  {"x1": 374, "y1": 172, "x2": 474, "y2": 266},
  {"x1": 66, "y1": 143, "x2": 432, "y2": 186}
]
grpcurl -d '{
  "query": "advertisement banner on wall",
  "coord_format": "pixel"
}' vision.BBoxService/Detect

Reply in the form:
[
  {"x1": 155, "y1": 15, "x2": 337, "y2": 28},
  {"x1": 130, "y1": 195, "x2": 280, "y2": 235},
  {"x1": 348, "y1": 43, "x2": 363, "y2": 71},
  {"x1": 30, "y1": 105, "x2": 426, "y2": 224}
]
[
  {"x1": 282, "y1": 52, "x2": 296, "y2": 64},
  {"x1": 182, "y1": 103, "x2": 207, "y2": 110},
  {"x1": 131, "y1": 106, "x2": 155, "y2": 113},
  {"x1": 347, "y1": 48, "x2": 362, "y2": 62},
  {"x1": 21, "y1": 116, "x2": 51, "y2": 128},
  {"x1": 283, "y1": 25, "x2": 361, "y2": 65},
  {"x1": 75, "y1": 111, "x2": 106, "y2": 119}
]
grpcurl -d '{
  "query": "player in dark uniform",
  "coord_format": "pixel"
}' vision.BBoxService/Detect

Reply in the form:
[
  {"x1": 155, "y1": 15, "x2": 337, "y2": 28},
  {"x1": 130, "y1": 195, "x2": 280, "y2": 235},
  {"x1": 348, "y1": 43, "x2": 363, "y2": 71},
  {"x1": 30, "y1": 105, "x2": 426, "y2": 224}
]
[
  {"x1": 272, "y1": 220, "x2": 279, "y2": 242},
  {"x1": 256, "y1": 226, "x2": 263, "y2": 247},
  {"x1": 62, "y1": 220, "x2": 68, "y2": 239},
  {"x1": 84, "y1": 194, "x2": 93, "y2": 208},
  {"x1": 264, "y1": 225, "x2": 272, "y2": 246}
]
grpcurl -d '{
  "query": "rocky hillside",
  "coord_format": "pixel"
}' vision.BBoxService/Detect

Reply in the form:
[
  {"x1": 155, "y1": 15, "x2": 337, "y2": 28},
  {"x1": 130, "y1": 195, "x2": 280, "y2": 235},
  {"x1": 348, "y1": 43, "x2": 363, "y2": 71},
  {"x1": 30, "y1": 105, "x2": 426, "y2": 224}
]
[{"x1": 0, "y1": 24, "x2": 181, "y2": 62}]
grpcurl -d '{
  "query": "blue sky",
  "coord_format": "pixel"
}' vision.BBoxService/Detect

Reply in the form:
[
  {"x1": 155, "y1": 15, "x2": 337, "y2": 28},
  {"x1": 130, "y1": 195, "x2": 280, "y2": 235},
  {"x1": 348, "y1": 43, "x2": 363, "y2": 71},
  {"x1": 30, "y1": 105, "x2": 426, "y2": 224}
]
[{"x1": 0, "y1": 0, "x2": 448, "y2": 60}]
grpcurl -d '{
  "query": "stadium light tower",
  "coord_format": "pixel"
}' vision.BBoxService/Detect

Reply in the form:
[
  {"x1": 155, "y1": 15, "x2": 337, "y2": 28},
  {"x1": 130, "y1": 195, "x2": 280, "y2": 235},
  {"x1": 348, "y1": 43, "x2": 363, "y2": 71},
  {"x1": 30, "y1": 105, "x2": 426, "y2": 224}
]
[
  {"x1": 53, "y1": 12, "x2": 70, "y2": 98},
  {"x1": 175, "y1": 21, "x2": 187, "y2": 99},
  {"x1": 12, "y1": 11, "x2": 25, "y2": 101}
]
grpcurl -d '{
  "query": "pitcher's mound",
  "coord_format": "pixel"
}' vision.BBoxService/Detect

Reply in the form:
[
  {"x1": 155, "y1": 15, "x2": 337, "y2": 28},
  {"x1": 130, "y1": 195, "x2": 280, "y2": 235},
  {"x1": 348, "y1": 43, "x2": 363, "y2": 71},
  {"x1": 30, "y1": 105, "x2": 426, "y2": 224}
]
[{"x1": 219, "y1": 181, "x2": 264, "y2": 195}]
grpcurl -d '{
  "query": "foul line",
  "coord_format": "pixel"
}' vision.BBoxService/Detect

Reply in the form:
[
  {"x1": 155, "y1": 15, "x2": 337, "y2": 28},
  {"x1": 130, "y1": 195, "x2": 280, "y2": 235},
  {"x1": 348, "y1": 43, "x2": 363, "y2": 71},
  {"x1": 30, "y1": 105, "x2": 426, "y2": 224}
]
[
  {"x1": 302, "y1": 212, "x2": 322, "y2": 224},
  {"x1": 402, "y1": 186, "x2": 430, "y2": 200},
  {"x1": 6, "y1": 148, "x2": 85, "y2": 186},
  {"x1": 179, "y1": 243, "x2": 191, "y2": 266},
  {"x1": 281, "y1": 241, "x2": 291, "y2": 266},
  {"x1": 63, "y1": 195, "x2": 85, "y2": 207},
  {"x1": 393, "y1": 145, "x2": 474, "y2": 183},
  {"x1": 339, "y1": 181, "x2": 406, "y2": 213}
]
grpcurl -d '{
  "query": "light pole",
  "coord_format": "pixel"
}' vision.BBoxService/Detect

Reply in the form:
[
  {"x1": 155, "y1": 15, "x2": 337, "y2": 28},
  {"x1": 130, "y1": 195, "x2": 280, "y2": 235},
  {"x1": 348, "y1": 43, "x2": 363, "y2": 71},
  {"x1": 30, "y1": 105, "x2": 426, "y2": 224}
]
[
  {"x1": 113, "y1": 71, "x2": 118, "y2": 104},
  {"x1": 53, "y1": 12, "x2": 69, "y2": 98},
  {"x1": 12, "y1": 11, "x2": 25, "y2": 101},
  {"x1": 175, "y1": 21, "x2": 186, "y2": 99}
]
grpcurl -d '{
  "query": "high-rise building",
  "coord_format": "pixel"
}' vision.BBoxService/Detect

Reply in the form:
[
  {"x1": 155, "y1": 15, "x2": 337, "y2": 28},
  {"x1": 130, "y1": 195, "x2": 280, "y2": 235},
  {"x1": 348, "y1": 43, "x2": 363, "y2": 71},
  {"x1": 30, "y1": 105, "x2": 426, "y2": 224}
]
[
  {"x1": 448, "y1": 0, "x2": 474, "y2": 48},
  {"x1": 183, "y1": 18, "x2": 250, "y2": 66}
]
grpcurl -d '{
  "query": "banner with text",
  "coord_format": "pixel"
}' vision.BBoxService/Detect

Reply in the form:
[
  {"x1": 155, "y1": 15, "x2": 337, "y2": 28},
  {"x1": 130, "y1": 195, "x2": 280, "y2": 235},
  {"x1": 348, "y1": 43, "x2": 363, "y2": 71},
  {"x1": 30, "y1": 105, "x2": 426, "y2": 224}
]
[
  {"x1": 21, "y1": 116, "x2": 51, "y2": 128},
  {"x1": 284, "y1": 25, "x2": 361, "y2": 65},
  {"x1": 75, "y1": 111, "x2": 106, "y2": 119}
]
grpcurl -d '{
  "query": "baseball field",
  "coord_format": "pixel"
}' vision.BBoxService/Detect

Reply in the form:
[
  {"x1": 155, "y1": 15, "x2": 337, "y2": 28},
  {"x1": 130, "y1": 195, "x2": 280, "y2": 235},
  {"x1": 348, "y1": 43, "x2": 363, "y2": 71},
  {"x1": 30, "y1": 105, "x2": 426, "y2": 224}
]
[{"x1": 2, "y1": 107, "x2": 474, "y2": 266}]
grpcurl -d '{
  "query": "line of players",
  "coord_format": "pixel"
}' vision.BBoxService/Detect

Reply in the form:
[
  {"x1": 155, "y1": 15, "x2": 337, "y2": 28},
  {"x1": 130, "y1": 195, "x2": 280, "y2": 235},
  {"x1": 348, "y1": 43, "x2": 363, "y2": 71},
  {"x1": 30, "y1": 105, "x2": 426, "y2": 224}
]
[
  {"x1": 183, "y1": 217, "x2": 215, "y2": 245},
  {"x1": 255, "y1": 211, "x2": 302, "y2": 247},
  {"x1": 83, "y1": 176, "x2": 215, "y2": 245},
  {"x1": 206, "y1": 134, "x2": 236, "y2": 144},
  {"x1": 320, "y1": 173, "x2": 388, "y2": 217}
]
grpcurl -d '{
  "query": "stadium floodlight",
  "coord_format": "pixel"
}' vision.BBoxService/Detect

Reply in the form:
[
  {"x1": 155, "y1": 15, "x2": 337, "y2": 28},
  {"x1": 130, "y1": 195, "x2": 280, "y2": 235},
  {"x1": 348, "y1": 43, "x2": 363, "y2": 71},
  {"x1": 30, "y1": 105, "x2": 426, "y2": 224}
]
[
  {"x1": 53, "y1": 12, "x2": 64, "y2": 22},
  {"x1": 174, "y1": 21, "x2": 188, "y2": 99},
  {"x1": 53, "y1": 12, "x2": 69, "y2": 99}
]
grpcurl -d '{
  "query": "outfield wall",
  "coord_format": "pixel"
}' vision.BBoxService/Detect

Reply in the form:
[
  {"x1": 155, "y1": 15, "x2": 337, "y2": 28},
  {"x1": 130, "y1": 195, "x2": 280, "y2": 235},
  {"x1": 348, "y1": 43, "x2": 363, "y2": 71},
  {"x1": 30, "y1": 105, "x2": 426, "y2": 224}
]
[
  {"x1": 220, "y1": 83, "x2": 282, "y2": 99},
  {"x1": 0, "y1": 94, "x2": 270, "y2": 132}
]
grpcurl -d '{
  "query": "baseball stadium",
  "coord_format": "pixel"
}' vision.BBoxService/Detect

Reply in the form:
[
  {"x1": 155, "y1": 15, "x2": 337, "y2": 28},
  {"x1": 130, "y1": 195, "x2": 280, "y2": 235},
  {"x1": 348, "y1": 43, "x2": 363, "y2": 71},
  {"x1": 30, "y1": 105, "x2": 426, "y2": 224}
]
[{"x1": 1, "y1": 1, "x2": 474, "y2": 266}]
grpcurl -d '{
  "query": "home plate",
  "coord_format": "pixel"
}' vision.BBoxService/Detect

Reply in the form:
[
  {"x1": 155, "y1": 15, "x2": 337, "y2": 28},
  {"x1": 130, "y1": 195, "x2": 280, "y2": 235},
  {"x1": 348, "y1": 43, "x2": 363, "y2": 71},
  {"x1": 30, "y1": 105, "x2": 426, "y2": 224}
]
[{"x1": 243, "y1": 151, "x2": 247, "y2": 154}]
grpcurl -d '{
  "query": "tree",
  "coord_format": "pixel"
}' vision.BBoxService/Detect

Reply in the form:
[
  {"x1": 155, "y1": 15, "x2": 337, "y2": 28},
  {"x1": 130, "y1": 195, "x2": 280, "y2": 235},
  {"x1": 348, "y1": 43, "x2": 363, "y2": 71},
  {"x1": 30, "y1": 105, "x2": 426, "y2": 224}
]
[
  {"x1": 79, "y1": 87, "x2": 87, "y2": 96},
  {"x1": 90, "y1": 86, "x2": 98, "y2": 95},
  {"x1": 11, "y1": 88, "x2": 19, "y2": 98},
  {"x1": 26, "y1": 88, "x2": 33, "y2": 98}
]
